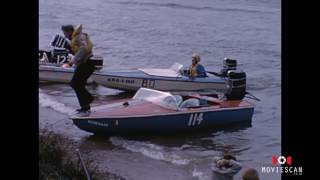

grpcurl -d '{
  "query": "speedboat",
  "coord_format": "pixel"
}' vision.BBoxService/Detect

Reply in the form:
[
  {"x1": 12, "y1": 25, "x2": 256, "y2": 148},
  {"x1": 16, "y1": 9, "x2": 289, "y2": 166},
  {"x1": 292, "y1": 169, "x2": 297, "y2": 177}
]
[
  {"x1": 92, "y1": 63, "x2": 227, "y2": 92},
  {"x1": 39, "y1": 48, "x2": 103, "y2": 83},
  {"x1": 39, "y1": 64, "x2": 89, "y2": 83},
  {"x1": 92, "y1": 59, "x2": 241, "y2": 92},
  {"x1": 71, "y1": 72, "x2": 255, "y2": 136}
]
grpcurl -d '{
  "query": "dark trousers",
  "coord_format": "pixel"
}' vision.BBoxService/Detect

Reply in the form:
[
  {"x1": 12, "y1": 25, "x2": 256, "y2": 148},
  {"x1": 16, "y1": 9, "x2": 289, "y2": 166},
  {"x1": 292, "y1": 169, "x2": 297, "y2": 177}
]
[{"x1": 70, "y1": 62, "x2": 95, "y2": 108}]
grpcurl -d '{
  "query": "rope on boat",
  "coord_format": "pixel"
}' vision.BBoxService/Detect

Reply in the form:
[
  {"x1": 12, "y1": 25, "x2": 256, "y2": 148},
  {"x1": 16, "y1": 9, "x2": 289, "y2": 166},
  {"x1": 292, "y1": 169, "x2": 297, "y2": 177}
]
[{"x1": 245, "y1": 92, "x2": 261, "y2": 101}]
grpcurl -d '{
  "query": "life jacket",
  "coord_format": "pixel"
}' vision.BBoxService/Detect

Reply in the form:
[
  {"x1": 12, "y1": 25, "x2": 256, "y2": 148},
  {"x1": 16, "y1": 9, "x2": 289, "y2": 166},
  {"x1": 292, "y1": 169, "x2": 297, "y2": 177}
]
[
  {"x1": 71, "y1": 25, "x2": 93, "y2": 55},
  {"x1": 190, "y1": 64, "x2": 198, "y2": 77}
]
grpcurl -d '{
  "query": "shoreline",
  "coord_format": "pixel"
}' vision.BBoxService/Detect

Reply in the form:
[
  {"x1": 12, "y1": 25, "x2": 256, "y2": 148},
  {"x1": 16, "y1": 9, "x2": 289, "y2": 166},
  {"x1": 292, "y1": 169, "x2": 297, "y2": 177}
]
[
  {"x1": 39, "y1": 106, "x2": 199, "y2": 180},
  {"x1": 39, "y1": 106, "x2": 126, "y2": 180}
]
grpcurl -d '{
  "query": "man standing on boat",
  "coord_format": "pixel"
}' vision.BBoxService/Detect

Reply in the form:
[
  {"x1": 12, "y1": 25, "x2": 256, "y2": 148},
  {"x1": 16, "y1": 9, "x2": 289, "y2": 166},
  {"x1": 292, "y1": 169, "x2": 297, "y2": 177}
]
[
  {"x1": 189, "y1": 53, "x2": 207, "y2": 78},
  {"x1": 62, "y1": 24, "x2": 95, "y2": 114}
]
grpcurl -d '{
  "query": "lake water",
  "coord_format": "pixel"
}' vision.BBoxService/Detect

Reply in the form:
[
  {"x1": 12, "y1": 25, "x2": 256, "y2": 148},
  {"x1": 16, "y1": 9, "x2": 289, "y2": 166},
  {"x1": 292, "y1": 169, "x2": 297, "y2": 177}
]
[{"x1": 39, "y1": 0, "x2": 281, "y2": 179}]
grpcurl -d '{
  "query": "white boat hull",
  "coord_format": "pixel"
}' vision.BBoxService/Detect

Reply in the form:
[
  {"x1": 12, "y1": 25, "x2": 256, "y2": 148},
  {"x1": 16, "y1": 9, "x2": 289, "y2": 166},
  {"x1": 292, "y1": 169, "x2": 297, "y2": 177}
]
[
  {"x1": 39, "y1": 65, "x2": 94, "y2": 83},
  {"x1": 92, "y1": 70, "x2": 228, "y2": 92}
]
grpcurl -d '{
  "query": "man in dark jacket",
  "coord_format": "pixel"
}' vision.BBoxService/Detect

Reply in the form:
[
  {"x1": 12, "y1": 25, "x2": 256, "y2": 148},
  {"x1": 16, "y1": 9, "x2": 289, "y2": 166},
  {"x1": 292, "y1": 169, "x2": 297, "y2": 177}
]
[{"x1": 63, "y1": 24, "x2": 95, "y2": 114}]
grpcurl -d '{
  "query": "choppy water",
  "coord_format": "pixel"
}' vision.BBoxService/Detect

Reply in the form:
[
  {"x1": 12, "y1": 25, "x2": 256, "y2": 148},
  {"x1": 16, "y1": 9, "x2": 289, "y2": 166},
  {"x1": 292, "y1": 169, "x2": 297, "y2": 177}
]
[{"x1": 39, "y1": 0, "x2": 281, "y2": 179}]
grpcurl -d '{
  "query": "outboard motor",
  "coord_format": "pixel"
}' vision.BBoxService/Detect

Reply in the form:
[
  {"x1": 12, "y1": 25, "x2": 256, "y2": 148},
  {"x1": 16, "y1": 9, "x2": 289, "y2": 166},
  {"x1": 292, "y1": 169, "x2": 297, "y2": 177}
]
[
  {"x1": 220, "y1": 58, "x2": 237, "y2": 77},
  {"x1": 51, "y1": 34, "x2": 71, "y2": 51},
  {"x1": 48, "y1": 34, "x2": 71, "y2": 63},
  {"x1": 88, "y1": 56, "x2": 104, "y2": 69},
  {"x1": 225, "y1": 70, "x2": 246, "y2": 100},
  {"x1": 51, "y1": 48, "x2": 69, "y2": 64},
  {"x1": 39, "y1": 34, "x2": 104, "y2": 68}
]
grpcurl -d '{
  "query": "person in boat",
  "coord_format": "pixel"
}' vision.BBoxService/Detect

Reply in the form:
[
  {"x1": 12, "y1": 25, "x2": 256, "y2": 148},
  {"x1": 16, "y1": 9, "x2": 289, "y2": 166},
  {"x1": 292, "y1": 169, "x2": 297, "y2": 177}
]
[
  {"x1": 63, "y1": 24, "x2": 95, "y2": 113},
  {"x1": 242, "y1": 168, "x2": 260, "y2": 180},
  {"x1": 189, "y1": 53, "x2": 207, "y2": 78},
  {"x1": 212, "y1": 154, "x2": 242, "y2": 180}
]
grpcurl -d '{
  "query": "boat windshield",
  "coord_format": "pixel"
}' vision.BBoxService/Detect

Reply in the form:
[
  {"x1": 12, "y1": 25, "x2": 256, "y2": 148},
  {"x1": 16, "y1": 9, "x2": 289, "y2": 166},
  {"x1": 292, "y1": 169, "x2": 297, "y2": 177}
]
[
  {"x1": 170, "y1": 62, "x2": 184, "y2": 72},
  {"x1": 138, "y1": 62, "x2": 184, "y2": 77},
  {"x1": 133, "y1": 88, "x2": 179, "y2": 110}
]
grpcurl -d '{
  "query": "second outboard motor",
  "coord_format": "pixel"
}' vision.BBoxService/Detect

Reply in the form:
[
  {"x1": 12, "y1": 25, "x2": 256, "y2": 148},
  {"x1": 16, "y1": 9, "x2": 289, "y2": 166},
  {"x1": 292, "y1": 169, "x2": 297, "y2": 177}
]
[
  {"x1": 88, "y1": 56, "x2": 104, "y2": 69},
  {"x1": 220, "y1": 58, "x2": 237, "y2": 77},
  {"x1": 225, "y1": 70, "x2": 246, "y2": 100}
]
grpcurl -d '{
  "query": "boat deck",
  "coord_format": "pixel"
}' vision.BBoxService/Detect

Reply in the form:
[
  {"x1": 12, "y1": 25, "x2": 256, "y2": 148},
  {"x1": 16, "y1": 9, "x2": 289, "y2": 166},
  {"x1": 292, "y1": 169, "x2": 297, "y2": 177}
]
[{"x1": 80, "y1": 100, "x2": 253, "y2": 119}]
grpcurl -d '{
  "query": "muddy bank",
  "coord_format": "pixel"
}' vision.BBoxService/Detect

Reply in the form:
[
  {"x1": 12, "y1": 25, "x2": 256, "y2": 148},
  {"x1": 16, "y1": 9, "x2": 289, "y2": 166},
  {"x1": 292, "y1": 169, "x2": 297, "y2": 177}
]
[{"x1": 39, "y1": 107, "x2": 126, "y2": 180}]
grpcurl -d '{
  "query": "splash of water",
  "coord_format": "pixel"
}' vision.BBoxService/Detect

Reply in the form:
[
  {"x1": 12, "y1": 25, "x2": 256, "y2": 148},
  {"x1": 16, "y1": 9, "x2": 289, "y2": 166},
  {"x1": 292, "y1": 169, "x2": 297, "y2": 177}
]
[
  {"x1": 39, "y1": 89, "x2": 75, "y2": 115},
  {"x1": 192, "y1": 167, "x2": 210, "y2": 180},
  {"x1": 110, "y1": 136, "x2": 192, "y2": 165}
]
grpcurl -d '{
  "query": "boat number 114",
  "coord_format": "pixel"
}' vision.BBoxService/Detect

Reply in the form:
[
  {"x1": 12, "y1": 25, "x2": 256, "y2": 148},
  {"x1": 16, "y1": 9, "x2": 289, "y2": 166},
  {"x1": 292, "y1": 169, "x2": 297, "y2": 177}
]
[{"x1": 188, "y1": 113, "x2": 204, "y2": 126}]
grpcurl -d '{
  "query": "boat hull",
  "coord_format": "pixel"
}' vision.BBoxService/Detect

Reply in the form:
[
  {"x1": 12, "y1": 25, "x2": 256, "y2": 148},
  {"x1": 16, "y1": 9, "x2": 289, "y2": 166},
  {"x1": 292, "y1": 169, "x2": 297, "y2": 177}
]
[
  {"x1": 39, "y1": 65, "x2": 94, "y2": 83},
  {"x1": 72, "y1": 106, "x2": 254, "y2": 136},
  {"x1": 92, "y1": 70, "x2": 227, "y2": 92}
]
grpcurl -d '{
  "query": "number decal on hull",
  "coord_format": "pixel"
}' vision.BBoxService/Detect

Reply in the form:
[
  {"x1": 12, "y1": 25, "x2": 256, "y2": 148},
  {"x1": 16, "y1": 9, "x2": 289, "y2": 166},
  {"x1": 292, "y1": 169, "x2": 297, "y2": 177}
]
[
  {"x1": 57, "y1": 55, "x2": 67, "y2": 64},
  {"x1": 142, "y1": 79, "x2": 155, "y2": 88},
  {"x1": 188, "y1": 113, "x2": 204, "y2": 126}
]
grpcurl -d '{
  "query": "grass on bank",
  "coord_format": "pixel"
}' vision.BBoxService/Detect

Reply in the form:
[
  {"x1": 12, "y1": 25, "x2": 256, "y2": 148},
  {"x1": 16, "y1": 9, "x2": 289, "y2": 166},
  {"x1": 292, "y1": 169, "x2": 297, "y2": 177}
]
[{"x1": 39, "y1": 130, "x2": 125, "y2": 180}]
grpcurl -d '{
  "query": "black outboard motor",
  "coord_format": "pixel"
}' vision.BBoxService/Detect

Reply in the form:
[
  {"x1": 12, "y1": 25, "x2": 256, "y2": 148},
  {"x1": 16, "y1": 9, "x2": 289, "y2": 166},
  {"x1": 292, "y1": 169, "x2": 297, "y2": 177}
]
[
  {"x1": 88, "y1": 56, "x2": 104, "y2": 69},
  {"x1": 40, "y1": 34, "x2": 104, "y2": 68},
  {"x1": 48, "y1": 34, "x2": 71, "y2": 63},
  {"x1": 225, "y1": 70, "x2": 246, "y2": 100},
  {"x1": 220, "y1": 58, "x2": 237, "y2": 77},
  {"x1": 38, "y1": 48, "x2": 69, "y2": 64},
  {"x1": 51, "y1": 34, "x2": 71, "y2": 51},
  {"x1": 51, "y1": 48, "x2": 69, "y2": 64}
]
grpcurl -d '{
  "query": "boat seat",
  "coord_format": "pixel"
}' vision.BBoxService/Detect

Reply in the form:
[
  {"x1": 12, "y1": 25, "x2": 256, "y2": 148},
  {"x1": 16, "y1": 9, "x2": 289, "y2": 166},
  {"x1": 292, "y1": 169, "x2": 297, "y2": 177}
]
[
  {"x1": 173, "y1": 95, "x2": 183, "y2": 106},
  {"x1": 179, "y1": 98, "x2": 200, "y2": 108},
  {"x1": 199, "y1": 98, "x2": 208, "y2": 106}
]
